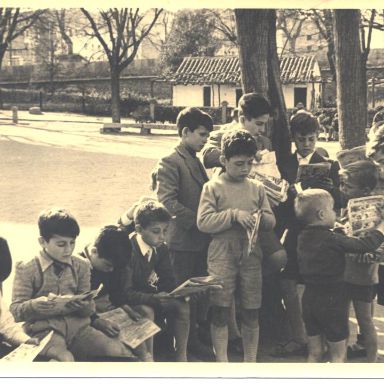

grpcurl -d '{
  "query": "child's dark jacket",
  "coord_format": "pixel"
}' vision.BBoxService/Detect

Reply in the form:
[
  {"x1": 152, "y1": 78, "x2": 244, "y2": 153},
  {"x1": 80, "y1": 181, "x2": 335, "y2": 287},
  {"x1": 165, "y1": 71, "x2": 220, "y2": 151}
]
[
  {"x1": 111, "y1": 234, "x2": 177, "y2": 308},
  {"x1": 297, "y1": 225, "x2": 384, "y2": 285}
]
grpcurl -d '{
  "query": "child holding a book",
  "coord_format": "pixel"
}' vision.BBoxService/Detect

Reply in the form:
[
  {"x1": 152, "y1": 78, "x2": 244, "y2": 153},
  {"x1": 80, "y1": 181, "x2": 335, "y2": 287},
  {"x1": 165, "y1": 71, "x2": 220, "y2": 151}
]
[
  {"x1": 295, "y1": 189, "x2": 384, "y2": 362},
  {"x1": 338, "y1": 160, "x2": 383, "y2": 362},
  {"x1": 10, "y1": 208, "x2": 136, "y2": 361},
  {"x1": 197, "y1": 129, "x2": 276, "y2": 362}
]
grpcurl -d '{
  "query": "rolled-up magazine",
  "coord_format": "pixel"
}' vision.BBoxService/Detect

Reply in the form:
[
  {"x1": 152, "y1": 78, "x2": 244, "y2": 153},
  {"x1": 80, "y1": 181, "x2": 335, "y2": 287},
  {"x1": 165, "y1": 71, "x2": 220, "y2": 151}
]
[{"x1": 247, "y1": 210, "x2": 262, "y2": 255}]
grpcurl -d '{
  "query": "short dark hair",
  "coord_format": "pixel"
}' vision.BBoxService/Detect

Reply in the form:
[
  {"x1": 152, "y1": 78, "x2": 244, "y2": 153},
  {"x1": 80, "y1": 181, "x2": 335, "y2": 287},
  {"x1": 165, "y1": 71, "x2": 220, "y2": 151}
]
[
  {"x1": 342, "y1": 160, "x2": 379, "y2": 191},
  {"x1": 38, "y1": 208, "x2": 80, "y2": 241},
  {"x1": 221, "y1": 129, "x2": 257, "y2": 160},
  {"x1": 134, "y1": 201, "x2": 172, "y2": 229},
  {"x1": 238, "y1": 93, "x2": 272, "y2": 120},
  {"x1": 176, "y1": 107, "x2": 213, "y2": 137},
  {"x1": 94, "y1": 225, "x2": 131, "y2": 266},
  {"x1": 290, "y1": 112, "x2": 320, "y2": 136}
]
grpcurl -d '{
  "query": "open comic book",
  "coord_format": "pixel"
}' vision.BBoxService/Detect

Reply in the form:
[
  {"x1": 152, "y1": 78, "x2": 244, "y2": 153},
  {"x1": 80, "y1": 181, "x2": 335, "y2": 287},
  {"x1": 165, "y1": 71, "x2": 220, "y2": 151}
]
[
  {"x1": 98, "y1": 307, "x2": 160, "y2": 349},
  {"x1": 1, "y1": 331, "x2": 53, "y2": 362},
  {"x1": 46, "y1": 283, "x2": 104, "y2": 312},
  {"x1": 336, "y1": 145, "x2": 367, "y2": 169},
  {"x1": 248, "y1": 151, "x2": 289, "y2": 204},
  {"x1": 296, "y1": 162, "x2": 331, "y2": 183},
  {"x1": 345, "y1": 196, "x2": 384, "y2": 263},
  {"x1": 247, "y1": 210, "x2": 262, "y2": 255},
  {"x1": 169, "y1": 276, "x2": 223, "y2": 299}
]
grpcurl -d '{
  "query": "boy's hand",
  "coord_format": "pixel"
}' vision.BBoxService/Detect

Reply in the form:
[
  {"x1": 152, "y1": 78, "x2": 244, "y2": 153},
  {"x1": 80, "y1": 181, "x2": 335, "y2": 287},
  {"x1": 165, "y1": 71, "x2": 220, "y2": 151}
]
[
  {"x1": 25, "y1": 337, "x2": 40, "y2": 346},
  {"x1": 65, "y1": 298, "x2": 91, "y2": 311},
  {"x1": 236, "y1": 210, "x2": 255, "y2": 231},
  {"x1": 92, "y1": 318, "x2": 120, "y2": 337},
  {"x1": 154, "y1": 292, "x2": 173, "y2": 305},
  {"x1": 31, "y1": 297, "x2": 57, "y2": 314},
  {"x1": 356, "y1": 253, "x2": 378, "y2": 264},
  {"x1": 121, "y1": 305, "x2": 142, "y2": 321}
]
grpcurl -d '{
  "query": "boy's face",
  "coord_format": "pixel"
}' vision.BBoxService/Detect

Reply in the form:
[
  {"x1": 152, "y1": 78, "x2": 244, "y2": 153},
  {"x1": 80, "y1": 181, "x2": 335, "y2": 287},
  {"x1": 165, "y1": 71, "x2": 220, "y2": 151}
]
[
  {"x1": 39, "y1": 234, "x2": 76, "y2": 263},
  {"x1": 240, "y1": 114, "x2": 269, "y2": 137},
  {"x1": 339, "y1": 174, "x2": 369, "y2": 200},
  {"x1": 293, "y1": 132, "x2": 317, "y2": 158},
  {"x1": 221, "y1": 154, "x2": 254, "y2": 182},
  {"x1": 90, "y1": 247, "x2": 114, "y2": 273},
  {"x1": 137, "y1": 221, "x2": 169, "y2": 248},
  {"x1": 182, "y1": 125, "x2": 210, "y2": 152}
]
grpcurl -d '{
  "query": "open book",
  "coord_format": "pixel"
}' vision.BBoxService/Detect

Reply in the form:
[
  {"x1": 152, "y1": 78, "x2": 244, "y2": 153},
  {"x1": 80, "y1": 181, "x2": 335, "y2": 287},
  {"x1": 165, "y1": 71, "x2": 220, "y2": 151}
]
[
  {"x1": 247, "y1": 210, "x2": 262, "y2": 255},
  {"x1": 98, "y1": 307, "x2": 161, "y2": 349},
  {"x1": 46, "y1": 283, "x2": 104, "y2": 311},
  {"x1": 296, "y1": 162, "x2": 331, "y2": 183},
  {"x1": 2, "y1": 331, "x2": 53, "y2": 362},
  {"x1": 347, "y1": 195, "x2": 384, "y2": 236},
  {"x1": 169, "y1": 276, "x2": 223, "y2": 299},
  {"x1": 336, "y1": 145, "x2": 367, "y2": 169}
]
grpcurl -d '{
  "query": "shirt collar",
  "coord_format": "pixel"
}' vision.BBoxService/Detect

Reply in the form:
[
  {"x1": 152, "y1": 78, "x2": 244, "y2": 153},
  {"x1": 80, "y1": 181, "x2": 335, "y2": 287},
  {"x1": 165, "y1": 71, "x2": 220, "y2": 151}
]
[
  {"x1": 135, "y1": 234, "x2": 154, "y2": 262},
  {"x1": 296, "y1": 151, "x2": 315, "y2": 164},
  {"x1": 37, "y1": 250, "x2": 73, "y2": 272}
]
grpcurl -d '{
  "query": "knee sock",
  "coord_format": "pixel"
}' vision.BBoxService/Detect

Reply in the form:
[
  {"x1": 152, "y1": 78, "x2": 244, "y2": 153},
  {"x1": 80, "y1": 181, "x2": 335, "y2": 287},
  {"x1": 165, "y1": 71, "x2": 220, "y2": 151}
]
[
  {"x1": 173, "y1": 317, "x2": 189, "y2": 362},
  {"x1": 241, "y1": 323, "x2": 259, "y2": 362},
  {"x1": 211, "y1": 324, "x2": 228, "y2": 362}
]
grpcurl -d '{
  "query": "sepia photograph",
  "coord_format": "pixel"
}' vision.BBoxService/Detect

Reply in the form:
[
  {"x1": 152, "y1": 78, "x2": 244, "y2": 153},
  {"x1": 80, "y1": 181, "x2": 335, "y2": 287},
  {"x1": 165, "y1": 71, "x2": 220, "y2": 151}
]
[{"x1": 1, "y1": 0, "x2": 384, "y2": 381}]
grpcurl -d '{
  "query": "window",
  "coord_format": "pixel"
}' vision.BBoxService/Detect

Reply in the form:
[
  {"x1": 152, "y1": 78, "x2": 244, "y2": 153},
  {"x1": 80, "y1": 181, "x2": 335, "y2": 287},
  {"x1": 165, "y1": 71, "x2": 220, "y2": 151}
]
[
  {"x1": 306, "y1": 35, "x2": 312, "y2": 41},
  {"x1": 203, "y1": 86, "x2": 211, "y2": 107},
  {"x1": 235, "y1": 88, "x2": 243, "y2": 106}
]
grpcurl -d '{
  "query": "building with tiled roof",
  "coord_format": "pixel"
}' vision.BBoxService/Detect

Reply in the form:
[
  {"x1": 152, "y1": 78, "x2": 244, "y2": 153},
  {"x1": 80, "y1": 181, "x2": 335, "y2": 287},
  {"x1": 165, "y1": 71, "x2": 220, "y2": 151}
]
[{"x1": 169, "y1": 55, "x2": 322, "y2": 109}]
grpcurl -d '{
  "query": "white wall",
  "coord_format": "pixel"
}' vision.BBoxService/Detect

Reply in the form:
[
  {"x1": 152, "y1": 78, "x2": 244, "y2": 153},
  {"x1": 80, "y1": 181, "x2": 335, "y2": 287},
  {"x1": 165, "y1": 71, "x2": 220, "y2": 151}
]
[{"x1": 173, "y1": 85, "x2": 204, "y2": 107}]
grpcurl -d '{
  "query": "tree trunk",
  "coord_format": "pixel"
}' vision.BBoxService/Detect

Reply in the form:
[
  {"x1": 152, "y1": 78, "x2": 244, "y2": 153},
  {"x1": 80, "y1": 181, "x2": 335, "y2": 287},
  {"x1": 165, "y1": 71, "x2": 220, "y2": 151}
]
[
  {"x1": 111, "y1": 68, "x2": 121, "y2": 123},
  {"x1": 235, "y1": 9, "x2": 291, "y2": 168},
  {"x1": 333, "y1": 10, "x2": 366, "y2": 149}
]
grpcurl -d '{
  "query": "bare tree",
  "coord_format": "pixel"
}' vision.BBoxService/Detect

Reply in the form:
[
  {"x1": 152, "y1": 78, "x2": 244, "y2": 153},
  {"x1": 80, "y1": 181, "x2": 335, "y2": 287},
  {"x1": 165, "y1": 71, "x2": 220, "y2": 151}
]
[
  {"x1": 0, "y1": 8, "x2": 45, "y2": 69},
  {"x1": 208, "y1": 9, "x2": 238, "y2": 47},
  {"x1": 235, "y1": 9, "x2": 291, "y2": 167},
  {"x1": 54, "y1": 9, "x2": 73, "y2": 55},
  {"x1": 81, "y1": 8, "x2": 163, "y2": 123}
]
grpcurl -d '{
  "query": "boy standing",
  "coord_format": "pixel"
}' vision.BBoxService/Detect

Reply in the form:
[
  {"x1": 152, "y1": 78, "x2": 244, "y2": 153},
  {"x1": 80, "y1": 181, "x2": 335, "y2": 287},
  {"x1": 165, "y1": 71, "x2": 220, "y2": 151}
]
[
  {"x1": 156, "y1": 107, "x2": 213, "y2": 358},
  {"x1": 11, "y1": 208, "x2": 135, "y2": 361},
  {"x1": 272, "y1": 112, "x2": 340, "y2": 357},
  {"x1": 295, "y1": 189, "x2": 384, "y2": 362},
  {"x1": 197, "y1": 130, "x2": 276, "y2": 362}
]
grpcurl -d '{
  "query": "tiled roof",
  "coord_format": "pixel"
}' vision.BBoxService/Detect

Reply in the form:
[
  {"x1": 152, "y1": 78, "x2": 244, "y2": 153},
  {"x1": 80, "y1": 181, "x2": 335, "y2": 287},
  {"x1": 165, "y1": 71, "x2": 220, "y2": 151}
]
[{"x1": 169, "y1": 55, "x2": 320, "y2": 85}]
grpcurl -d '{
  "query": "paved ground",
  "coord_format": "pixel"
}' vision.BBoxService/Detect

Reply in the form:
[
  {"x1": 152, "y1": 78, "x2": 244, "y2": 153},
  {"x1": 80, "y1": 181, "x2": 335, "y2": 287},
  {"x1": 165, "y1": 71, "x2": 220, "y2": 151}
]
[{"x1": 0, "y1": 110, "x2": 380, "y2": 364}]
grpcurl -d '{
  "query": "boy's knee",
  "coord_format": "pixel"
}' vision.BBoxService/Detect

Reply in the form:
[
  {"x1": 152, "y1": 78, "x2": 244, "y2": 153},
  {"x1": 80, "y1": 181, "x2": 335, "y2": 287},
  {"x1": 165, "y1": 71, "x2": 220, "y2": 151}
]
[
  {"x1": 211, "y1": 306, "x2": 230, "y2": 327},
  {"x1": 241, "y1": 308, "x2": 259, "y2": 328},
  {"x1": 101, "y1": 339, "x2": 128, "y2": 357},
  {"x1": 46, "y1": 347, "x2": 74, "y2": 362}
]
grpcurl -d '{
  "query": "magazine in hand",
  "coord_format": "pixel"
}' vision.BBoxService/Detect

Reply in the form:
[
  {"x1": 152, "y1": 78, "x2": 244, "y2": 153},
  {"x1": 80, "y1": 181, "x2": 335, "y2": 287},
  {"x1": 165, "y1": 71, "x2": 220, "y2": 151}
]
[
  {"x1": 347, "y1": 195, "x2": 384, "y2": 236},
  {"x1": 247, "y1": 210, "x2": 262, "y2": 255},
  {"x1": 296, "y1": 162, "x2": 331, "y2": 183},
  {"x1": 169, "y1": 275, "x2": 223, "y2": 298},
  {"x1": 2, "y1": 331, "x2": 53, "y2": 362},
  {"x1": 46, "y1": 283, "x2": 104, "y2": 311},
  {"x1": 336, "y1": 145, "x2": 367, "y2": 169},
  {"x1": 248, "y1": 151, "x2": 289, "y2": 204},
  {"x1": 98, "y1": 307, "x2": 161, "y2": 349}
]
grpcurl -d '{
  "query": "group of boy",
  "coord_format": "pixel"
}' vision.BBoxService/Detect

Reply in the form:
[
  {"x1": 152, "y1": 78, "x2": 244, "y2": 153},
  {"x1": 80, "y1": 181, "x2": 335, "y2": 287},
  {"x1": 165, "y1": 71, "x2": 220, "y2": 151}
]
[{"x1": 1, "y1": 92, "x2": 384, "y2": 363}]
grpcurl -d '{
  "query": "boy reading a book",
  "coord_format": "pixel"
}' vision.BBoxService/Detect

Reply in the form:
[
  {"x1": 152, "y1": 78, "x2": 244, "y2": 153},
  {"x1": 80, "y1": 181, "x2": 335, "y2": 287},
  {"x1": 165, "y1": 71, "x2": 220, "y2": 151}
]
[
  {"x1": 295, "y1": 189, "x2": 384, "y2": 362},
  {"x1": 1, "y1": 238, "x2": 39, "y2": 358},
  {"x1": 338, "y1": 160, "x2": 383, "y2": 362},
  {"x1": 10, "y1": 208, "x2": 135, "y2": 361},
  {"x1": 115, "y1": 201, "x2": 191, "y2": 362},
  {"x1": 79, "y1": 224, "x2": 153, "y2": 361},
  {"x1": 197, "y1": 130, "x2": 276, "y2": 362}
]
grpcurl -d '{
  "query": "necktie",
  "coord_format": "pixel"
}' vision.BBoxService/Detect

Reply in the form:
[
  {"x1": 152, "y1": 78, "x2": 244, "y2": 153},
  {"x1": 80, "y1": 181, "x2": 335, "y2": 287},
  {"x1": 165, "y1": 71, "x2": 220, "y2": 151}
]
[{"x1": 52, "y1": 261, "x2": 66, "y2": 277}]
